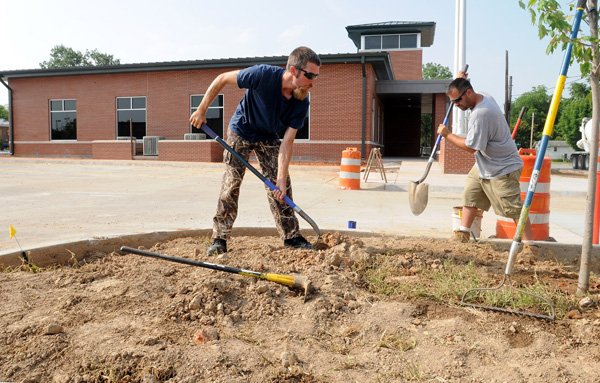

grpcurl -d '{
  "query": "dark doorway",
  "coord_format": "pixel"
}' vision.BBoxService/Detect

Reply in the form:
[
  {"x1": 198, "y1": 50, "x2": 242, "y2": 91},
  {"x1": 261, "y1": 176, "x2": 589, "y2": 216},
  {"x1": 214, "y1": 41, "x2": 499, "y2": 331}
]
[{"x1": 382, "y1": 95, "x2": 421, "y2": 156}]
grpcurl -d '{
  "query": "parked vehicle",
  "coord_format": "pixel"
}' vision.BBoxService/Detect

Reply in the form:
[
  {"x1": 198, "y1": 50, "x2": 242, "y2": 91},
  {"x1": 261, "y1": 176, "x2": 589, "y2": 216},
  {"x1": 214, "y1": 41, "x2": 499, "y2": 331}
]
[{"x1": 571, "y1": 117, "x2": 592, "y2": 170}]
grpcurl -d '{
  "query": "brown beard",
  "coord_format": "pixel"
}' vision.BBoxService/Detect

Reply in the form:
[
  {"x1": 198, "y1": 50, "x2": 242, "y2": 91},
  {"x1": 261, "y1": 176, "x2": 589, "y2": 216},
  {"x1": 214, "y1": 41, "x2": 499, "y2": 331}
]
[{"x1": 293, "y1": 87, "x2": 309, "y2": 101}]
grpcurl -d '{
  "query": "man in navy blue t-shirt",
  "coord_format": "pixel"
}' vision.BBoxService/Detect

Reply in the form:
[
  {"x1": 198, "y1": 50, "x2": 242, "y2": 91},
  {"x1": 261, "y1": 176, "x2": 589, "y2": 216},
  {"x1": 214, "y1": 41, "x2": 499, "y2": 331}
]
[{"x1": 190, "y1": 46, "x2": 321, "y2": 256}]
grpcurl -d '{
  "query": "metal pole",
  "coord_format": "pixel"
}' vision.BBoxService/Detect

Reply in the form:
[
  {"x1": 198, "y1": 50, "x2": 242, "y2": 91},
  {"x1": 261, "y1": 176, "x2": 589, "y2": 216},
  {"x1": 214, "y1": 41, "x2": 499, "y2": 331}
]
[
  {"x1": 530, "y1": 113, "x2": 535, "y2": 149},
  {"x1": 453, "y1": 0, "x2": 467, "y2": 136}
]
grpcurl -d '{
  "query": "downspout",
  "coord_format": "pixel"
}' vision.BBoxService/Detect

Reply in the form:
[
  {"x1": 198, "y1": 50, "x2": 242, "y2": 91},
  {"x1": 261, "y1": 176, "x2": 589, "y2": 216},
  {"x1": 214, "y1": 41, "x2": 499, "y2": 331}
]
[
  {"x1": 361, "y1": 56, "x2": 367, "y2": 160},
  {"x1": 0, "y1": 77, "x2": 14, "y2": 155}
]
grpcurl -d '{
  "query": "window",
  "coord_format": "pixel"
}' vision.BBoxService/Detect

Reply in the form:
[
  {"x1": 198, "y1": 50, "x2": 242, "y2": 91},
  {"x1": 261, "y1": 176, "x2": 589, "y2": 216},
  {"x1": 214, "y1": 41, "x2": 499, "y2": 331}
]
[
  {"x1": 117, "y1": 96, "x2": 146, "y2": 139},
  {"x1": 362, "y1": 33, "x2": 419, "y2": 51},
  {"x1": 190, "y1": 94, "x2": 224, "y2": 138},
  {"x1": 50, "y1": 99, "x2": 77, "y2": 140}
]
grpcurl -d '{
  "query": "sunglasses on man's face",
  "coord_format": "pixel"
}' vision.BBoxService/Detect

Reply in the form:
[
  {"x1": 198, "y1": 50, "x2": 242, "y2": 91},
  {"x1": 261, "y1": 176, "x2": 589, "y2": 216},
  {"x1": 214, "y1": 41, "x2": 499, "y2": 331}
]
[
  {"x1": 450, "y1": 89, "x2": 468, "y2": 104},
  {"x1": 297, "y1": 67, "x2": 319, "y2": 80}
]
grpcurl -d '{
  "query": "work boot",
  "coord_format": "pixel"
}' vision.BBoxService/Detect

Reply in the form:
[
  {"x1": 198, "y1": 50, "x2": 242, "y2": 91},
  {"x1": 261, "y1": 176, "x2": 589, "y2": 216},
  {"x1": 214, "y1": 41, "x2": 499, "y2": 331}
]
[
  {"x1": 451, "y1": 230, "x2": 471, "y2": 243},
  {"x1": 284, "y1": 235, "x2": 313, "y2": 250},
  {"x1": 207, "y1": 238, "x2": 227, "y2": 256}
]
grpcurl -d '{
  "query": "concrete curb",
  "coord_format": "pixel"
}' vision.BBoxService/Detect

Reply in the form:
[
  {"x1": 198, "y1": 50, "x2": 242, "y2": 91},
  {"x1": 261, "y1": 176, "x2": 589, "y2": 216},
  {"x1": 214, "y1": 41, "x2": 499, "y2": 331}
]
[{"x1": 2, "y1": 228, "x2": 599, "y2": 273}]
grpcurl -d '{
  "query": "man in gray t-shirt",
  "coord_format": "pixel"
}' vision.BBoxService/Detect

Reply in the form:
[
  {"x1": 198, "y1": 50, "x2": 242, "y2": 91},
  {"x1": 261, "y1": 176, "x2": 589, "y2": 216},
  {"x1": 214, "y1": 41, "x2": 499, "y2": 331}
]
[{"x1": 437, "y1": 76, "x2": 533, "y2": 243}]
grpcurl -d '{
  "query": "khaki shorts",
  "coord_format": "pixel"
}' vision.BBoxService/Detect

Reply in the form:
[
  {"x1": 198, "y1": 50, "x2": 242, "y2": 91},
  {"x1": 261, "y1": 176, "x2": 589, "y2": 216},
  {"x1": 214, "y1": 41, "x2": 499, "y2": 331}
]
[{"x1": 463, "y1": 165, "x2": 523, "y2": 220}]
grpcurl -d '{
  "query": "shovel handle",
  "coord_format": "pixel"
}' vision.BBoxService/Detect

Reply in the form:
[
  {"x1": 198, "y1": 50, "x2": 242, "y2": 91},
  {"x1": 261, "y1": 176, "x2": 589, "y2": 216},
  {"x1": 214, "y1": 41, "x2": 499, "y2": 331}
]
[{"x1": 200, "y1": 124, "x2": 320, "y2": 236}]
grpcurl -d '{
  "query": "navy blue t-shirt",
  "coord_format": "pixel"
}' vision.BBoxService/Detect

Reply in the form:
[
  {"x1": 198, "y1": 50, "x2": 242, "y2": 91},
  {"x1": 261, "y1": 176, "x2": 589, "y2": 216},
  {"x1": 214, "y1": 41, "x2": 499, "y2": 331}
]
[{"x1": 230, "y1": 64, "x2": 309, "y2": 142}]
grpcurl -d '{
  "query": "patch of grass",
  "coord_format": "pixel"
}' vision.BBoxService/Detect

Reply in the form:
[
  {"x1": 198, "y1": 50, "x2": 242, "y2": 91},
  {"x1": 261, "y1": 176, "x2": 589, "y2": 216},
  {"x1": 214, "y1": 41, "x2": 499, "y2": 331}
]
[
  {"x1": 357, "y1": 256, "x2": 580, "y2": 319},
  {"x1": 378, "y1": 330, "x2": 416, "y2": 352},
  {"x1": 377, "y1": 362, "x2": 425, "y2": 382}
]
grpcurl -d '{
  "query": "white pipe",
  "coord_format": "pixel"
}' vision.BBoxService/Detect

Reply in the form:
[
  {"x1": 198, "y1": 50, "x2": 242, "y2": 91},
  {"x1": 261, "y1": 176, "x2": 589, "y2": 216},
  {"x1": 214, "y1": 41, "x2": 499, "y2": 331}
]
[{"x1": 453, "y1": 0, "x2": 467, "y2": 136}]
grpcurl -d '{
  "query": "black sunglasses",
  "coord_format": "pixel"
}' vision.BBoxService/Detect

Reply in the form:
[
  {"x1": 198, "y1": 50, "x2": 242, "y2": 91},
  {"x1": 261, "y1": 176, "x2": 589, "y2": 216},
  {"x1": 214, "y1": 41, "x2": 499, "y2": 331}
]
[
  {"x1": 297, "y1": 67, "x2": 319, "y2": 80},
  {"x1": 450, "y1": 89, "x2": 468, "y2": 104}
]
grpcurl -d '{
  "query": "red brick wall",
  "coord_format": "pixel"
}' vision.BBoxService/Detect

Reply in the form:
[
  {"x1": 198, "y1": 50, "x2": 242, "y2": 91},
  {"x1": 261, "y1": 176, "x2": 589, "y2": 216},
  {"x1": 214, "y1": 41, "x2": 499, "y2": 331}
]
[
  {"x1": 438, "y1": 135, "x2": 476, "y2": 174},
  {"x1": 7, "y1": 62, "x2": 384, "y2": 163},
  {"x1": 158, "y1": 140, "x2": 223, "y2": 162},
  {"x1": 14, "y1": 142, "x2": 92, "y2": 157},
  {"x1": 388, "y1": 50, "x2": 423, "y2": 80},
  {"x1": 92, "y1": 140, "x2": 134, "y2": 160}
]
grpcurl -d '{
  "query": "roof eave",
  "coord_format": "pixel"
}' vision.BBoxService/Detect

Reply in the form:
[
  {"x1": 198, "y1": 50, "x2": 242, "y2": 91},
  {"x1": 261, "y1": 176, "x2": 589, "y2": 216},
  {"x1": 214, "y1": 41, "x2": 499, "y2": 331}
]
[{"x1": 0, "y1": 52, "x2": 394, "y2": 81}]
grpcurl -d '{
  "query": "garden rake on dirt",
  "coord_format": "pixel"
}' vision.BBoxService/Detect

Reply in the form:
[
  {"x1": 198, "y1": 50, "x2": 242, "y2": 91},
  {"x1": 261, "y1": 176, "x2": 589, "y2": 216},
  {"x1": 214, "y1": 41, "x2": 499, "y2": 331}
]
[
  {"x1": 460, "y1": 267, "x2": 556, "y2": 321},
  {"x1": 461, "y1": 0, "x2": 586, "y2": 321},
  {"x1": 121, "y1": 246, "x2": 312, "y2": 298}
]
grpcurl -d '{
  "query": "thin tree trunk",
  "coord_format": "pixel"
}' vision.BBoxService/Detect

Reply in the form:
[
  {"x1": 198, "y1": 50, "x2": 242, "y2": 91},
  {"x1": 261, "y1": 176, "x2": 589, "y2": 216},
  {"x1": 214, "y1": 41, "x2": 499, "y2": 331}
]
[{"x1": 577, "y1": 0, "x2": 600, "y2": 295}]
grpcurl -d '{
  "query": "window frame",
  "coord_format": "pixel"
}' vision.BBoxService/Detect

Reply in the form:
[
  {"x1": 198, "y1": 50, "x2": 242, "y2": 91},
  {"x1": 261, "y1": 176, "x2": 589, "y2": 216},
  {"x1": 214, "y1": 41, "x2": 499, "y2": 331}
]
[
  {"x1": 361, "y1": 33, "x2": 421, "y2": 51},
  {"x1": 49, "y1": 98, "x2": 77, "y2": 141},
  {"x1": 116, "y1": 96, "x2": 147, "y2": 139}
]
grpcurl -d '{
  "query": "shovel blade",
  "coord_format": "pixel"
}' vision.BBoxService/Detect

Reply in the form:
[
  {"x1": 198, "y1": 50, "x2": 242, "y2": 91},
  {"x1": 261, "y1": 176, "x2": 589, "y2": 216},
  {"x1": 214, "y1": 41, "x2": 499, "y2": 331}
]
[{"x1": 408, "y1": 181, "x2": 429, "y2": 216}]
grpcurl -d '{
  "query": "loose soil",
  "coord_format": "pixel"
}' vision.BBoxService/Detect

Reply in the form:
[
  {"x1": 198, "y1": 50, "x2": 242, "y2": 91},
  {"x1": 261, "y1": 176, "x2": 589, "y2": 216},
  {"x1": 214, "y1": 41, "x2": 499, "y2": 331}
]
[{"x1": 1, "y1": 233, "x2": 600, "y2": 383}]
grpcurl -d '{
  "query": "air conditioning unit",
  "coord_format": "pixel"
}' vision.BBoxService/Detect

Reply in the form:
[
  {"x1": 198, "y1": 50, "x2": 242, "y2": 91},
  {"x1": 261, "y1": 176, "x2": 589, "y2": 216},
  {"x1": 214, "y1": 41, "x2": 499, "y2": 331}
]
[
  {"x1": 184, "y1": 133, "x2": 206, "y2": 140},
  {"x1": 143, "y1": 136, "x2": 164, "y2": 156}
]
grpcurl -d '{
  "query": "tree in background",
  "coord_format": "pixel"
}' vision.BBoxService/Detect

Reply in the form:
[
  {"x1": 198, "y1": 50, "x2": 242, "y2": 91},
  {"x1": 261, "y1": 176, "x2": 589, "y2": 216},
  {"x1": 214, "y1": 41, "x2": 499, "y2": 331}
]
[
  {"x1": 422, "y1": 62, "x2": 453, "y2": 80},
  {"x1": 421, "y1": 63, "x2": 453, "y2": 148},
  {"x1": 40, "y1": 45, "x2": 120, "y2": 69},
  {"x1": 509, "y1": 85, "x2": 551, "y2": 148},
  {"x1": 554, "y1": 82, "x2": 592, "y2": 149},
  {"x1": 0, "y1": 104, "x2": 8, "y2": 120}
]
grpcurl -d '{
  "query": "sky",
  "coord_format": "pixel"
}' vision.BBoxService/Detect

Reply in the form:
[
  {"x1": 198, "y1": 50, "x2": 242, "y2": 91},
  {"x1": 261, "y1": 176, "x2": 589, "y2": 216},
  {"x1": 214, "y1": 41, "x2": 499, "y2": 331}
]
[{"x1": 0, "y1": 0, "x2": 585, "y2": 109}]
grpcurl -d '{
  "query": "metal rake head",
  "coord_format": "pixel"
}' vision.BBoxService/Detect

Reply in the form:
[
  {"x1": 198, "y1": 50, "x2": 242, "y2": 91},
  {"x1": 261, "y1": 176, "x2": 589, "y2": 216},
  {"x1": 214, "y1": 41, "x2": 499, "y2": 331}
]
[{"x1": 460, "y1": 276, "x2": 555, "y2": 321}]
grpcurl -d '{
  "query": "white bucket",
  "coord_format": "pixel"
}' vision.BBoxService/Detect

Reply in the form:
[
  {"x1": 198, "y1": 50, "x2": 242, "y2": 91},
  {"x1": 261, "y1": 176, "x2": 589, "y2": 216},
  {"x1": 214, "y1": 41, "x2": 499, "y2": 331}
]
[{"x1": 452, "y1": 206, "x2": 483, "y2": 238}]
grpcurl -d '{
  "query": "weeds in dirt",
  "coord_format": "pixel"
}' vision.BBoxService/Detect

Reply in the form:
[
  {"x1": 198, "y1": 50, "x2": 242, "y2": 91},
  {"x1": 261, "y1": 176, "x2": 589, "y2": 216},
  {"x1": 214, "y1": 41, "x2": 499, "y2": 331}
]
[
  {"x1": 376, "y1": 361, "x2": 424, "y2": 382},
  {"x1": 358, "y1": 256, "x2": 580, "y2": 319},
  {"x1": 378, "y1": 329, "x2": 417, "y2": 351}
]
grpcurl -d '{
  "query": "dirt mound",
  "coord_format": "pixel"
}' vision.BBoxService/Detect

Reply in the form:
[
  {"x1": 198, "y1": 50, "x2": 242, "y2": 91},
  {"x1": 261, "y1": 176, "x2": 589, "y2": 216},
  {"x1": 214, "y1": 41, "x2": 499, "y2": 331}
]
[{"x1": 1, "y1": 233, "x2": 600, "y2": 382}]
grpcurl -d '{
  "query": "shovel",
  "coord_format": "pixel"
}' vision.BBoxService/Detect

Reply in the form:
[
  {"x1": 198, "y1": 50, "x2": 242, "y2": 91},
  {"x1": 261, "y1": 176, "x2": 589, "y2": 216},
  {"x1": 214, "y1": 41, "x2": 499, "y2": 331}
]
[
  {"x1": 200, "y1": 124, "x2": 321, "y2": 237},
  {"x1": 408, "y1": 103, "x2": 453, "y2": 215}
]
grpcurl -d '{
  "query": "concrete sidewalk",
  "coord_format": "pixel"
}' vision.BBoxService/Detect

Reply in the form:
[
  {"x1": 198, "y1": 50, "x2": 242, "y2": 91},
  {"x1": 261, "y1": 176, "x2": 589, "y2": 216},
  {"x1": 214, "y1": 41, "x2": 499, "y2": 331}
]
[{"x1": 0, "y1": 156, "x2": 589, "y2": 255}]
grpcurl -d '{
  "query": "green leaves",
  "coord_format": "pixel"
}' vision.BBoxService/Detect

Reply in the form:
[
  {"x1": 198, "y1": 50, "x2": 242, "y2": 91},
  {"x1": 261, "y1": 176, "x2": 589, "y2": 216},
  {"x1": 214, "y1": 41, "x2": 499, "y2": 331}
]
[
  {"x1": 520, "y1": 0, "x2": 593, "y2": 76},
  {"x1": 422, "y1": 62, "x2": 452, "y2": 80},
  {"x1": 39, "y1": 45, "x2": 120, "y2": 69},
  {"x1": 0, "y1": 105, "x2": 8, "y2": 120}
]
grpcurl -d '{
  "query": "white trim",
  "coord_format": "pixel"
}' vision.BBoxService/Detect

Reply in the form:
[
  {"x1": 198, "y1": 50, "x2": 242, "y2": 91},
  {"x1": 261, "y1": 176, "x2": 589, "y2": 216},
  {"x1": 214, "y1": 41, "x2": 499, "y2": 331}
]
[
  {"x1": 520, "y1": 182, "x2": 550, "y2": 194},
  {"x1": 339, "y1": 171, "x2": 360, "y2": 179},
  {"x1": 341, "y1": 158, "x2": 361, "y2": 166},
  {"x1": 497, "y1": 214, "x2": 550, "y2": 225}
]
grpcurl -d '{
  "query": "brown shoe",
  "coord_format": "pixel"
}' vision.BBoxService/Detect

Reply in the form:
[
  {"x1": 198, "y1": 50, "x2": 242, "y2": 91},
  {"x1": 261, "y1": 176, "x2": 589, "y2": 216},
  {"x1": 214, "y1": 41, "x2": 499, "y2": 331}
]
[{"x1": 451, "y1": 230, "x2": 470, "y2": 243}]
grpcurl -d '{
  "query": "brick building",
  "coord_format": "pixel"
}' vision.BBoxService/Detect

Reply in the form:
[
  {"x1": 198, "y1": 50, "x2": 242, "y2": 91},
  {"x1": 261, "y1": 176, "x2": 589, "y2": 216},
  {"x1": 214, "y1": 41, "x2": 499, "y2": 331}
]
[{"x1": 0, "y1": 21, "x2": 473, "y2": 173}]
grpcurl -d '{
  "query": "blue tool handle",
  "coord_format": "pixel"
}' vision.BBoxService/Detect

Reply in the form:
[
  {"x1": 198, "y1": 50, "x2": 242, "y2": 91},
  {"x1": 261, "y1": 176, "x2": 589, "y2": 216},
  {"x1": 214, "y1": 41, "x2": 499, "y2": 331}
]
[
  {"x1": 262, "y1": 178, "x2": 297, "y2": 208},
  {"x1": 201, "y1": 124, "x2": 299, "y2": 209}
]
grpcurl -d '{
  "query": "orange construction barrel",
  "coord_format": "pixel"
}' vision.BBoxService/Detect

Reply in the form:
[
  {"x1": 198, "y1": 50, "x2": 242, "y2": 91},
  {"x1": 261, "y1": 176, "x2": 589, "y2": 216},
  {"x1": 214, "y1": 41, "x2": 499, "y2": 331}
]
[
  {"x1": 495, "y1": 148, "x2": 550, "y2": 240},
  {"x1": 339, "y1": 147, "x2": 361, "y2": 190}
]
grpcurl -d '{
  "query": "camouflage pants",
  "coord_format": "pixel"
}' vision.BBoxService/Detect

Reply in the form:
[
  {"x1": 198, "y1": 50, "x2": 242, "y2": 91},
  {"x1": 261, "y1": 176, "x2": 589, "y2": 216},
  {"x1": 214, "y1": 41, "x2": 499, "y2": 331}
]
[{"x1": 212, "y1": 130, "x2": 300, "y2": 241}]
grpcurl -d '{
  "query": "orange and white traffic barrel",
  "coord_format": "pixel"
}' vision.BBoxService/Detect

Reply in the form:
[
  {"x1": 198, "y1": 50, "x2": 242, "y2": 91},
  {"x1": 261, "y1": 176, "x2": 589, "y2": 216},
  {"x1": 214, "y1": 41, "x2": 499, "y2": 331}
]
[
  {"x1": 339, "y1": 147, "x2": 361, "y2": 190},
  {"x1": 496, "y1": 148, "x2": 550, "y2": 240}
]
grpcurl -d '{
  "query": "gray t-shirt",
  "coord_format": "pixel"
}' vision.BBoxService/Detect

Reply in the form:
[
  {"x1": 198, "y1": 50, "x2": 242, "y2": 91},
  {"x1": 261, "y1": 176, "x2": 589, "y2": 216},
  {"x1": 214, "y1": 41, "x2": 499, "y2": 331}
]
[{"x1": 464, "y1": 93, "x2": 523, "y2": 179}]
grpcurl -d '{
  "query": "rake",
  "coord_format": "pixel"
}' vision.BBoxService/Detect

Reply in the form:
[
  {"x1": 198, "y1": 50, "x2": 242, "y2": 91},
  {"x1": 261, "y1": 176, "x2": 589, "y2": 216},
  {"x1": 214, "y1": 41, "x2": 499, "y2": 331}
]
[
  {"x1": 460, "y1": 254, "x2": 556, "y2": 321},
  {"x1": 121, "y1": 246, "x2": 312, "y2": 298},
  {"x1": 461, "y1": 0, "x2": 586, "y2": 321}
]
